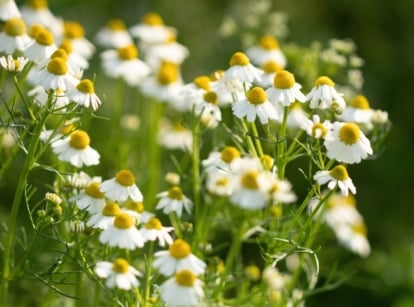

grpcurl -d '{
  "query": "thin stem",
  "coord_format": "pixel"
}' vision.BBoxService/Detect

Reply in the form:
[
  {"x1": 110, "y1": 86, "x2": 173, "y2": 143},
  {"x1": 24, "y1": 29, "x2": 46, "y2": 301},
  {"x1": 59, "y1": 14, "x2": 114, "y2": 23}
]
[
  {"x1": 143, "y1": 241, "x2": 154, "y2": 307},
  {"x1": 277, "y1": 107, "x2": 289, "y2": 179},
  {"x1": 240, "y1": 119, "x2": 258, "y2": 157},
  {"x1": 249, "y1": 121, "x2": 264, "y2": 157},
  {"x1": 191, "y1": 120, "x2": 203, "y2": 251}
]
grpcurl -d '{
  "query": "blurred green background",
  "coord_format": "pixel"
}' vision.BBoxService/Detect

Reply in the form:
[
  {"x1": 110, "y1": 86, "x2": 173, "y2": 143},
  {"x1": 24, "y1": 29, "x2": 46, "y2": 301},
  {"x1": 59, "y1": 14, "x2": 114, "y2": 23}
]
[{"x1": 18, "y1": 0, "x2": 414, "y2": 305}]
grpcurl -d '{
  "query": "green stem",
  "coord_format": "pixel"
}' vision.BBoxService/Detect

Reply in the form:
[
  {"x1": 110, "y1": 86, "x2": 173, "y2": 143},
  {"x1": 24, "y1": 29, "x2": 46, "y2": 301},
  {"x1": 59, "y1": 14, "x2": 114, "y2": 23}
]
[
  {"x1": 240, "y1": 119, "x2": 258, "y2": 157},
  {"x1": 191, "y1": 121, "x2": 203, "y2": 251},
  {"x1": 1, "y1": 106, "x2": 50, "y2": 305},
  {"x1": 277, "y1": 107, "x2": 289, "y2": 179},
  {"x1": 143, "y1": 241, "x2": 154, "y2": 306},
  {"x1": 249, "y1": 122, "x2": 264, "y2": 157}
]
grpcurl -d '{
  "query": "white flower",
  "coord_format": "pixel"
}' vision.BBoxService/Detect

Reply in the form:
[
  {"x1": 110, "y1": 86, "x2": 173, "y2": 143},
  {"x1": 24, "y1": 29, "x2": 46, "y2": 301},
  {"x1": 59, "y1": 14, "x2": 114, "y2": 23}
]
[
  {"x1": 157, "y1": 119, "x2": 192, "y2": 152},
  {"x1": 95, "y1": 258, "x2": 141, "y2": 290},
  {"x1": 139, "y1": 217, "x2": 174, "y2": 247},
  {"x1": 86, "y1": 201, "x2": 120, "y2": 229},
  {"x1": 232, "y1": 86, "x2": 278, "y2": 124},
  {"x1": 205, "y1": 171, "x2": 235, "y2": 197},
  {"x1": 194, "y1": 91, "x2": 222, "y2": 128},
  {"x1": 202, "y1": 146, "x2": 241, "y2": 174},
  {"x1": 62, "y1": 21, "x2": 95, "y2": 60},
  {"x1": 0, "y1": 55, "x2": 29, "y2": 72},
  {"x1": 100, "y1": 169, "x2": 143, "y2": 202},
  {"x1": 153, "y1": 239, "x2": 206, "y2": 276},
  {"x1": 334, "y1": 223, "x2": 371, "y2": 257},
  {"x1": 301, "y1": 114, "x2": 331, "y2": 139},
  {"x1": 339, "y1": 95, "x2": 374, "y2": 125},
  {"x1": 0, "y1": 18, "x2": 33, "y2": 53},
  {"x1": 129, "y1": 12, "x2": 175, "y2": 45},
  {"x1": 23, "y1": 28, "x2": 57, "y2": 64},
  {"x1": 51, "y1": 130, "x2": 100, "y2": 168},
  {"x1": 245, "y1": 35, "x2": 287, "y2": 68},
  {"x1": 0, "y1": 0, "x2": 21, "y2": 21},
  {"x1": 306, "y1": 76, "x2": 346, "y2": 111},
  {"x1": 160, "y1": 269, "x2": 204, "y2": 307},
  {"x1": 70, "y1": 179, "x2": 105, "y2": 214},
  {"x1": 145, "y1": 38, "x2": 189, "y2": 70},
  {"x1": 177, "y1": 75, "x2": 212, "y2": 112},
  {"x1": 34, "y1": 57, "x2": 79, "y2": 91},
  {"x1": 156, "y1": 186, "x2": 193, "y2": 217},
  {"x1": 270, "y1": 179, "x2": 297, "y2": 204},
  {"x1": 94, "y1": 18, "x2": 133, "y2": 48},
  {"x1": 314, "y1": 165, "x2": 356, "y2": 196},
  {"x1": 324, "y1": 122, "x2": 373, "y2": 164},
  {"x1": 99, "y1": 213, "x2": 145, "y2": 249},
  {"x1": 67, "y1": 79, "x2": 102, "y2": 111},
  {"x1": 224, "y1": 51, "x2": 263, "y2": 84},
  {"x1": 265, "y1": 70, "x2": 306, "y2": 107}
]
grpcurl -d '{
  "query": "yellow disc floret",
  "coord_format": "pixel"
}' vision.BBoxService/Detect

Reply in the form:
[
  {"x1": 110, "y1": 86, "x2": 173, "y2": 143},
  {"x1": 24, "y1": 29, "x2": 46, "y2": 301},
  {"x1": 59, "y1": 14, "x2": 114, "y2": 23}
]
[
  {"x1": 115, "y1": 169, "x2": 136, "y2": 186},
  {"x1": 28, "y1": 24, "x2": 45, "y2": 38},
  {"x1": 35, "y1": 29, "x2": 54, "y2": 45},
  {"x1": 125, "y1": 200, "x2": 144, "y2": 213},
  {"x1": 241, "y1": 171, "x2": 259, "y2": 189},
  {"x1": 4, "y1": 18, "x2": 26, "y2": 36},
  {"x1": 64, "y1": 21, "x2": 85, "y2": 39},
  {"x1": 261, "y1": 60, "x2": 282, "y2": 74},
  {"x1": 77, "y1": 79, "x2": 95, "y2": 94},
  {"x1": 46, "y1": 57, "x2": 68, "y2": 75},
  {"x1": 338, "y1": 123, "x2": 361, "y2": 145},
  {"x1": 169, "y1": 239, "x2": 191, "y2": 259},
  {"x1": 59, "y1": 123, "x2": 74, "y2": 135},
  {"x1": 59, "y1": 39, "x2": 74, "y2": 54},
  {"x1": 69, "y1": 130, "x2": 90, "y2": 149},
  {"x1": 145, "y1": 217, "x2": 162, "y2": 230},
  {"x1": 274, "y1": 70, "x2": 295, "y2": 89},
  {"x1": 229, "y1": 51, "x2": 250, "y2": 66},
  {"x1": 167, "y1": 186, "x2": 184, "y2": 200},
  {"x1": 107, "y1": 18, "x2": 127, "y2": 31},
  {"x1": 220, "y1": 146, "x2": 241, "y2": 163},
  {"x1": 247, "y1": 87, "x2": 267, "y2": 105},
  {"x1": 51, "y1": 49, "x2": 68, "y2": 61},
  {"x1": 112, "y1": 258, "x2": 129, "y2": 273},
  {"x1": 117, "y1": 44, "x2": 138, "y2": 60},
  {"x1": 102, "y1": 201, "x2": 121, "y2": 216},
  {"x1": 203, "y1": 91, "x2": 218, "y2": 105},
  {"x1": 113, "y1": 213, "x2": 134, "y2": 229},
  {"x1": 193, "y1": 75, "x2": 211, "y2": 91},
  {"x1": 350, "y1": 95, "x2": 370, "y2": 110},
  {"x1": 142, "y1": 12, "x2": 164, "y2": 25},
  {"x1": 329, "y1": 165, "x2": 349, "y2": 181},
  {"x1": 85, "y1": 182, "x2": 105, "y2": 199},
  {"x1": 312, "y1": 123, "x2": 327, "y2": 138},
  {"x1": 175, "y1": 269, "x2": 196, "y2": 287},
  {"x1": 157, "y1": 63, "x2": 179, "y2": 85},
  {"x1": 27, "y1": 0, "x2": 48, "y2": 9},
  {"x1": 259, "y1": 35, "x2": 279, "y2": 50},
  {"x1": 314, "y1": 76, "x2": 335, "y2": 87}
]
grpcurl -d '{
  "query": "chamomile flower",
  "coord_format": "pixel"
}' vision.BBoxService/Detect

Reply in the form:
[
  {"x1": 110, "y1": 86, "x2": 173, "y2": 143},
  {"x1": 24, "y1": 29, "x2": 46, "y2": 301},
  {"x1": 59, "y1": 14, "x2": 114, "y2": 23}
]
[
  {"x1": 339, "y1": 95, "x2": 374, "y2": 125},
  {"x1": 99, "y1": 212, "x2": 145, "y2": 249},
  {"x1": 70, "y1": 179, "x2": 106, "y2": 214},
  {"x1": 232, "y1": 86, "x2": 278, "y2": 124},
  {"x1": 245, "y1": 35, "x2": 287, "y2": 68},
  {"x1": 86, "y1": 201, "x2": 120, "y2": 229},
  {"x1": 157, "y1": 119, "x2": 192, "y2": 152},
  {"x1": 94, "y1": 18, "x2": 133, "y2": 48},
  {"x1": 0, "y1": 55, "x2": 29, "y2": 72},
  {"x1": 301, "y1": 114, "x2": 331, "y2": 139},
  {"x1": 306, "y1": 76, "x2": 346, "y2": 111},
  {"x1": 35, "y1": 56, "x2": 79, "y2": 91},
  {"x1": 153, "y1": 239, "x2": 206, "y2": 276},
  {"x1": 0, "y1": 17, "x2": 33, "y2": 53},
  {"x1": 270, "y1": 179, "x2": 297, "y2": 204},
  {"x1": 51, "y1": 130, "x2": 100, "y2": 168},
  {"x1": 23, "y1": 28, "x2": 57, "y2": 64},
  {"x1": 205, "y1": 171, "x2": 234, "y2": 197},
  {"x1": 210, "y1": 71, "x2": 245, "y2": 106},
  {"x1": 95, "y1": 258, "x2": 142, "y2": 290},
  {"x1": 335, "y1": 222, "x2": 371, "y2": 257},
  {"x1": 177, "y1": 75, "x2": 212, "y2": 112},
  {"x1": 139, "y1": 217, "x2": 174, "y2": 247},
  {"x1": 314, "y1": 165, "x2": 356, "y2": 196},
  {"x1": 156, "y1": 186, "x2": 193, "y2": 217},
  {"x1": 324, "y1": 122, "x2": 373, "y2": 164},
  {"x1": 224, "y1": 51, "x2": 263, "y2": 84},
  {"x1": 100, "y1": 169, "x2": 143, "y2": 202},
  {"x1": 202, "y1": 146, "x2": 241, "y2": 174},
  {"x1": 28, "y1": 85, "x2": 69, "y2": 109},
  {"x1": 123, "y1": 200, "x2": 154, "y2": 224},
  {"x1": 257, "y1": 60, "x2": 283, "y2": 88},
  {"x1": 66, "y1": 171, "x2": 93, "y2": 189},
  {"x1": 129, "y1": 12, "x2": 175, "y2": 46},
  {"x1": 67, "y1": 79, "x2": 102, "y2": 111},
  {"x1": 194, "y1": 91, "x2": 222, "y2": 128},
  {"x1": 62, "y1": 21, "x2": 95, "y2": 60},
  {"x1": 160, "y1": 269, "x2": 204, "y2": 307},
  {"x1": 0, "y1": 0, "x2": 21, "y2": 21},
  {"x1": 58, "y1": 38, "x2": 90, "y2": 72},
  {"x1": 265, "y1": 70, "x2": 306, "y2": 107}
]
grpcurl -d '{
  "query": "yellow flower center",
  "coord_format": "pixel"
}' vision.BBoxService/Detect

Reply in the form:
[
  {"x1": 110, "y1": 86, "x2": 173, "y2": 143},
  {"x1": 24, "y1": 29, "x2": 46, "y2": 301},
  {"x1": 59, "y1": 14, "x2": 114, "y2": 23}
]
[
  {"x1": 270, "y1": 205, "x2": 283, "y2": 218},
  {"x1": 259, "y1": 35, "x2": 279, "y2": 50},
  {"x1": 175, "y1": 269, "x2": 196, "y2": 287},
  {"x1": 314, "y1": 76, "x2": 335, "y2": 87},
  {"x1": 69, "y1": 130, "x2": 90, "y2": 149},
  {"x1": 203, "y1": 91, "x2": 218, "y2": 104},
  {"x1": 112, "y1": 258, "x2": 129, "y2": 273},
  {"x1": 76, "y1": 79, "x2": 95, "y2": 94},
  {"x1": 46, "y1": 58, "x2": 68, "y2": 75},
  {"x1": 59, "y1": 123, "x2": 74, "y2": 135},
  {"x1": 261, "y1": 60, "x2": 282, "y2": 74},
  {"x1": 244, "y1": 265, "x2": 261, "y2": 281},
  {"x1": 28, "y1": 24, "x2": 45, "y2": 38},
  {"x1": 115, "y1": 169, "x2": 136, "y2": 187},
  {"x1": 241, "y1": 171, "x2": 259, "y2": 189},
  {"x1": 167, "y1": 186, "x2": 184, "y2": 200},
  {"x1": 125, "y1": 200, "x2": 144, "y2": 213},
  {"x1": 51, "y1": 49, "x2": 68, "y2": 61},
  {"x1": 353, "y1": 223, "x2": 367, "y2": 236},
  {"x1": 157, "y1": 63, "x2": 179, "y2": 85},
  {"x1": 247, "y1": 87, "x2": 267, "y2": 105},
  {"x1": 35, "y1": 29, "x2": 54, "y2": 46},
  {"x1": 220, "y1": 146, "x2": 241, "y2": 163},
  {"x1": 350, "y1": 95, "x2": 370, "y2": 110},
  {"x1": 274, "y1": 70, "x2": 295, "y2": 89},
  {"x1": 210, "y1": 69, "x2": 223, "y2": 81},
  {"x1": 107, "y1": 18, "x2": 127, "y2": 31},
  {"x1": 329, "y1": 165, "x2": 349, "y2": 181},
  {"x1": 312, "y1": 123, "x2": 327, "y2": 138},
  {"x1": 172, "y1": 121, "x2": 186, "y2": 132},
  {"x1": 117, "y1": 45, "x2": 138, "y2": 60},
  {"x1": 113, "y1": 213, "x2": 134, "y2": 229},
  {"x1": 85, "y1": 182, "x2": 105, "y2": 199},
  {"x1": 4, "y1": 18, "x2": 26, "y2": 37},
  {"x1": 216, "y1": 177, "x2": 229, "y2": 186},
  {"x1": 142, "y1": 12, "x2": 164, "y2": 25},
  {"x1": 145, "y1": 217, "x2": 162, "y2": 230},
  {"x1": 27, "y1": 0, "x2": 48, "y2": 9},
  {"x1": 59, "y1": 39, "x2": 73, "y2": 54},
  {"x1": 229, "y1": 51, "x2": 250, "y2": 67},
  {"x1": 338, "y1": 123, "x2": 361, "y2": 145},
  {"x1": 193, "y1": 75, "x2": 211, "y2": 91},
  {"x1": 102, "y1": 201, "x2": 121, "y2": 216},
  {"x1": 261, "y1": 154, "x2": 274, "y2": 170},
  {"x1": 64, "y1": 21, "x2": 85, "y2": 39},
  {"x1": 169, "y1": 239, "x2": 191, "y2": 259}
]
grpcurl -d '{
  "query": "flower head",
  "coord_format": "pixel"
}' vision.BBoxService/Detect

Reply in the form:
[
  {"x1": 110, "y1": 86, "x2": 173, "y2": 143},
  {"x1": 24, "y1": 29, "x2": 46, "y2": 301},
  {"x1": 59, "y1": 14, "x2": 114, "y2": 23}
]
[
  {"x1": 139, "y1": 217, "x2": 174, "y2": 247},
  {"x1": 100, "y1": 169, "x2": 143, "y2": 202},
  {"x1": 95, "y1": 258, "x2": 142, "y2": 290},
  {"x1": 0, "y1": 17, "x2": 33, "y2": 53},
  {"x1": 265, "y1": 70, "x2": 306, "y2": 107},
  {"x1": 306, "y1": 76, "x2": 346, "y2": 111},
  {"x1": 156, "y1": 186, "x2": 193, "y2": 217},
  {"x1": 245, "y1": 35, "x2": 287, "y2": 67},
  {"x1": 314, "y1": 165, "x2": 356, "y2": 196},
  {"x1": 224, "y1": 51, "x2": 263, "y2": 84},
  {"x1": 0, "y1": 55, "x2": 29, "y2": 72},
  {"x1": 67, "y1": 78, "x2": 102, "y2": 111},
  {"x1": 94, "y1": 18, "x2": 133, "y2": 48}
]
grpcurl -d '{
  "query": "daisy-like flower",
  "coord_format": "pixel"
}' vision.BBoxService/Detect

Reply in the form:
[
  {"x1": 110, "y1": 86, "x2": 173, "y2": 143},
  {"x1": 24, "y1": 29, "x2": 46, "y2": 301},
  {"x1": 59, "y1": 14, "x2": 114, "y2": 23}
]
[
  {"x1": 99, "y1": 212, "x2": 145, "y2": 249},
  {"x1": 314, "y1": 165, "x2": 356, "y2": 196},
  {"x1": 285, "y1": 102, "x2": 309, "y2": 129},
  {"x1": 210, "y1": 70, "x2": 245, "y2": 106},
  {"x1": 58, "y1": 38, "x2": 90, "y2": 73},
  {"x1": 124, "y1": 200, "x2": 154, "y2": 224},
  {"x1": 70, "y1": 179, "x2": 106, "y2": 214},
  {"x1": 51, "y1": 130, "x2": 100, "y2": 168},
  {"x1": 306, "y1": 76, "x2": 346, "y2": 111},
  {"x1": 0, "y1": 0, "x2": 21, "y2": 21},
  {"x1": 100, "y1": 44, "x2": 151, "y2": 86},
  {"x1": 194, "y1": 91, "x2": 222, "y2": 128},
  {"x1": 156, "y1": 186, "x2": 193, "y2": 217},
  {"x1": 86, "y1": 201, "x2": 120, "y2": 229},
  {"x1": 95, "y1": 258, "x2": 142, "y2": 290},
  {"x1": 334, "y1": 221, "x2": 371, "y2": 257},
  {"x1": 265, "y1": 70, "x2": 306, "y2": 107},
  {"x1": 224, "y1": 51, "x2": 263, "y2": 84},
  {"x1": 0, "y1": 17, "x2": 33, "y2": 54},
  {"x1": 177, "y1": 75, "x2": 212, "y2": 112},
  {"x1": 205, "y1": 171, "x2": 234, "y2": 197},
  {"x1": 301, "y1": 114, "x2": 331, "y2": 139},
  {"x1": 94, "y1": 18, "x2": 133, "y2": 48},
  {"x1": 324, "y1": 122, "x2": 373, "y2": 164},
  {"x1": 129, "y1": 12, "x2": 175, "y2": 46},
  {"x1": 157, "y1": 119, "x2": 192, "y2": 152},
  {"x1": 245, "y1": 35, "x2": 287, "y2": 68},
  {"x1": 160, "y1": 269, "x2": 204, "y2": 307},
  {"x1": 257, "y1": 60, "x2": 283, "y2": 88},
  {"x1": 62, "y1": 21, "x2": 95, "y2": 60},
  {"x1": 100, "y1": 169, "x2": 143, "y2": 202},
  {"x1": 153, "y1": 239, "x2": 206, "y2": 276},
  {"x1": 67, "y1": 79, "x2": 102, "y2": 111},
  {"x1": 0, "y1": 55, "x2": 29, "y2": 72},
  {"x1": 66, "y1": 171, "x2": 93, "y2": 189},
  {"x1": 270, "y1": 178, "x2": 297, "y2": 204},
  {"x1": 202, "y1": 146, "x2": 241, "y2": 174},
  {"x1": 23, "y1": 28, "x2": 57, "y2": 64},
  {"x1": 339, "y1": 95, "x2": 374, "y2": 125},
  {"x1": 35, "y1": 56, "x2": 79, "y2": 91},
  {"x1": 232, "y1": 86, "x2": 278, "y2": 124},
  {"x1": 139, "y1": 217, "x2": 174, "y2": 247}
]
